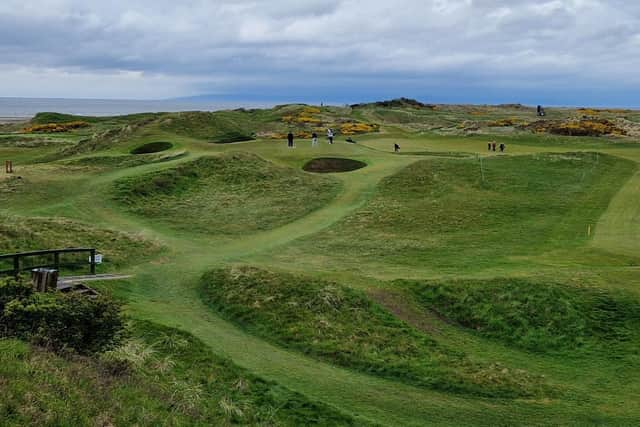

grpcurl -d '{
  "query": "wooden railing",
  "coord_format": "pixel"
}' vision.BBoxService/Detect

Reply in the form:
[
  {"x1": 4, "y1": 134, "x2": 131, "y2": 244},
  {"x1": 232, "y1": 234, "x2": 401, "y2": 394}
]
[{"x1": 0, "y1": 248, "x2": 97, "y2": 277}]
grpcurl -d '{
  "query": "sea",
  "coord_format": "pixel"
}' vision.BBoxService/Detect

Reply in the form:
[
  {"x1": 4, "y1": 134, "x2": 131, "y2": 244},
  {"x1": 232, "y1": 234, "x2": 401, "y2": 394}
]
[{"x1": 0, "y1": 97, "x2": 275, "y2": 120}]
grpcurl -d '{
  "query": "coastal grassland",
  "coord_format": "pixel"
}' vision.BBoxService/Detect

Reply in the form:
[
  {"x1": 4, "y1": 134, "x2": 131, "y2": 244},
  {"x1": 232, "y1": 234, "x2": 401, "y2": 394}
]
[
  {"x1": 200, "y1": 266, "x2": 550, "y2": 398},
  {"x1": 404, "y1": 277, "x2": 640, "y2": 354},
  {"x1": 0, "y1": 214, "x2": 162, "y2": 271},
  {"x1": 2, "y1": 102, "x2": 640, "y2": 426},
  {"x1": 0, "y1": 321, "x2": 358, "y2": 426},
  {"x1": 112, "y1": 152, "x2": 341, "y2": 235},
  {"x1": 259, "y1": 152, "x2": 637, "y2": 276}
]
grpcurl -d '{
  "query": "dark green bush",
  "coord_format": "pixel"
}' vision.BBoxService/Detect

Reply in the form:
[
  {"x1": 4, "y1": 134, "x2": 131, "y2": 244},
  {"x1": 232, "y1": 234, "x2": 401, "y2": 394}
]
[
  {"x1": 0, "y1": 277, "x2": 125, "y2": 354},
  {"x1": 0, "y1": 276, "x2": 32, "y2": 311}
]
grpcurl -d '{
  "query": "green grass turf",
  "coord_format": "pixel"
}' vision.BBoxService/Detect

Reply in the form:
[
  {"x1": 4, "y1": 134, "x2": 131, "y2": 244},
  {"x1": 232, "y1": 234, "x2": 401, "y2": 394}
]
[
  {"x1": 200, "y1": 266, "x2": 550, "y2": 398},
  {"x1": 260, "y1": 152, "x2": 637, "y2": 277},
  {"x1": 405, "y1": 277, "x2": 640, "y2": 354},
  {"x1": 1, "y1": 103, "x2": 640, "y2": 425},
  {"x1": 112, "y1": 152, "x2": 341, "y2": 236}
]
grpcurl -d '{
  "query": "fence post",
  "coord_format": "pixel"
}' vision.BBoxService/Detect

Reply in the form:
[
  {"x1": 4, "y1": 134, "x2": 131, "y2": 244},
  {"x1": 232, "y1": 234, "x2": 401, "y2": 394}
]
[
  {"x1": 90, "y1": 249, "x2": 96, "y2": 275},
  {"x1": 13, "y1": 255, "x2": 20, "y2": 277},
  {"x1": 54, "y1": 252, "x2": 60, "y2": 270}
]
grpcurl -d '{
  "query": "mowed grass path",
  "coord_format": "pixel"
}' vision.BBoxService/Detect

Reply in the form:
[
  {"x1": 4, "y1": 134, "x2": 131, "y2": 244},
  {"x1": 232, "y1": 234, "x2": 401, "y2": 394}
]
[{"x1": 4, "y1": 134, "x2": 640, "y2": 425}]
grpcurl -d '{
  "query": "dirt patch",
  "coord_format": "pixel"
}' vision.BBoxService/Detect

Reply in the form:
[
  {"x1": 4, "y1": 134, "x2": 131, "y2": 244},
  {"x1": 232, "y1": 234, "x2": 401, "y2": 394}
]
[
  {"x1": 303, "y1": 157, "x2": 367, "y2": 173},
  {"x1": 367, "y1": 288, "x2": 447, "y2": 334},
  {"x1": 130, "y1": 141, "x2": 173, "y2": 154}
]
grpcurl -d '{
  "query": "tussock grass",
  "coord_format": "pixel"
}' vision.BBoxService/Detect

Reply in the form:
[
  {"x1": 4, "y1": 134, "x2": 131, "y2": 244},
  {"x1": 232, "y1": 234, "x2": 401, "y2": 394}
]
[
  {"x1": 159, "y1": 111, "x2": 256, "y2": 142},
  {"x1": 406, "y1": 278, "x2": 640, "y2": 354},
  {"x1": 61, "y1": 151, "x2": 186, "y2": 169},
  {"x1": 0, "y1": 321, "x2": 358, "y2": 426},
  {"x1": 200, "y1": 266, "x2": 550, "y2": 398},
  {"x1": 0, "y1": 214, "x2": 162, "y2": 269},
  {"x1": 113, "y1": 152, "x2": 341, "y2": 235}
]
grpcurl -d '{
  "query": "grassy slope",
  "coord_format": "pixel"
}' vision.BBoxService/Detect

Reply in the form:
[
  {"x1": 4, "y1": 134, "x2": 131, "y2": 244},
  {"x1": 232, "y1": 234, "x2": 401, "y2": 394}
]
[
  {"x1": 0, "y1": 321, "x2": 358, "y2": 426},
  {"x1": 0, "y1": 214, "x2": 162, "y2": 273},
  {"x1": 113, "y1": 152, "x2": 341, "y2": 236},
  {"x1": 200, "y1": 266, "x2": 549, "y2": 398},
  {"x1": 261, "y1": 152, "x2": 637, "y2": 277},
  {"x1": 1, "y1": 103, "x2": 640, "y2": 425},
  {"x1": 406, "y1": 277, "x2": 640, "y2": 354}
]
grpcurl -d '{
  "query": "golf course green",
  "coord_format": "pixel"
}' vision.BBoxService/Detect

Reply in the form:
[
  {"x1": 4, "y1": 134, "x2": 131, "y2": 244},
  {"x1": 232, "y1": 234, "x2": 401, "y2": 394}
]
[{"x1": 1, "y1": 101, "x2": 639, "y2": 425}]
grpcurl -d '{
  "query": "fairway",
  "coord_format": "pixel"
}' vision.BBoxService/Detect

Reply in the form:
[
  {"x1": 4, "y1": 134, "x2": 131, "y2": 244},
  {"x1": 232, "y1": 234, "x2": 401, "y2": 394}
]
[{"x1": 2, "y1": 103, "x2": 640, "y2": 426}]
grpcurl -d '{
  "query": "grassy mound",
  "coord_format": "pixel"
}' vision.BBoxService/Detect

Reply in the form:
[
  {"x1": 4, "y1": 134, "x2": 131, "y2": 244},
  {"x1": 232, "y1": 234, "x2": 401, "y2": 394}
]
[
  {"x1": 0, "y1": 136, "x2": 67, "y2": 148},
  {"x1": 0, "y1": 214, "x2": 162, "y2": 271},
  {"x1": 62, "y1": 151, "x2": 186, "y2": 169},
  {"x1": 406, "y1": 278, "x2": 640, "y2": 354},
  {"x1": 130, "y1": 141, "x2": 173, "y2": 154},
  {"x1": 200, "y1": 267, "x2": 549, "y2": 398},
  {"x1": 0, "y1": 321, "x2": 357, "y2": 426},
  {"x1": 113, "y1": 153, "x2": 341, "y2": 235},
  {"x1": 159, "y1": 111, "x2": 255, "y2": 143},
  {"x1": 271, "y1": 153, "x2": 636, "y2": 272},
  {"x1": 303, "y1": 158, "x2": 367, "y2": 173}
]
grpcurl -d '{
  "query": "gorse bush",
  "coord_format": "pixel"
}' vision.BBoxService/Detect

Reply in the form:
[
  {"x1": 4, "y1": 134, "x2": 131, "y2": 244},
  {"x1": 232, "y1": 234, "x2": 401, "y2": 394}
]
[
  {"x1": 0, "y1": 277, "x2": 125, "y2": 354},
  {"x1": 23, "y1": 121, "x2": 90, "y2": 133},
  {"x1": 525, "y1": 119, "x2": 626, "y2": 136}
]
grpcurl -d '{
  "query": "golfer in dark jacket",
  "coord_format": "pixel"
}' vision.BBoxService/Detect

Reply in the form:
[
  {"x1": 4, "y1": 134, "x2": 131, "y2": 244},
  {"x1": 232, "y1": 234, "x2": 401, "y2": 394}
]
[{"x1": 287, "y1": 132, "x2": 294, "y2": 148}]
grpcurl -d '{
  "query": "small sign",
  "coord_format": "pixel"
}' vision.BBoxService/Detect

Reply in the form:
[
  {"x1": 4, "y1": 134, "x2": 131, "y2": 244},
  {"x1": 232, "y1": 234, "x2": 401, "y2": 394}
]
[{"x1": 89, "y1": 254, "x2": 103, "y2": 264}]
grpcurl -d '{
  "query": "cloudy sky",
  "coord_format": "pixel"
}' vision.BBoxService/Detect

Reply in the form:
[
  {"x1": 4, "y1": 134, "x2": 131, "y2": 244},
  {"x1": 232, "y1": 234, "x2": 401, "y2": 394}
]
[{"x1": 1, "y1": 0, "x2": 639, "y2": 105}]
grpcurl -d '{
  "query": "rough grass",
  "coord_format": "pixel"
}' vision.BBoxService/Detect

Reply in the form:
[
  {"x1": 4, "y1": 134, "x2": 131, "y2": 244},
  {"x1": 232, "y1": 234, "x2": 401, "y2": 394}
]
[
  {"x1": 159, "y1": 111, "x2": 256, "y2": 142},
  {"x1": 113, "y1": 152, "x2": 341, "y2": 235},
  {"x1": 0, "y1": 321, "x2": 358, "y2": 426},
  {"x1": 270, "y1": 152, "x2": 637, "y2": 273},
  {"x1": 0, "y1": 214, "x2": 162, "y2": 271},
  {"x1": 405, "y1": 278, "x2": 640, "y2": 354},
  {"x1": 200, "y1": 266, "x2": 550, "y2": 398},
  {"x1": 62, "y1": 151, "x2": 186, "y2": 169},
  {"x1": 0, "y1": 135, "x2": 71, "y2": 149}
]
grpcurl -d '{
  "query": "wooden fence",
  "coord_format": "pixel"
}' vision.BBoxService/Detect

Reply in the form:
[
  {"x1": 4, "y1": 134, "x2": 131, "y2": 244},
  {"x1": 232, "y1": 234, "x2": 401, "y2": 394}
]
[{"x1": 0, "y1": 248, "x2": 97, "y2": 278}]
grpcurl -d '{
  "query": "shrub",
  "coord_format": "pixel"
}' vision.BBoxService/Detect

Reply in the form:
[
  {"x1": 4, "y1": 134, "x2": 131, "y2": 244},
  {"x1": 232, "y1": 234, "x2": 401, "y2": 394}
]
[
  {"x1": 23, "y1": 121, "x2": 90, "y2": 133},
  {"x1": 524, "y1": 119, "x2": 626, "y2": 137},
  {"x1": 486, "y1": 117, "x2": 524, "y2": 127},
  {"x1": 339, "y1": 122, "x2": 378, "y2": 135},
  {"x1": 1, "y1": 277, "x2": 126, "y2": 354},
  {"x1": 0, "y1": 276, "x2": 32, "y2": 311}
]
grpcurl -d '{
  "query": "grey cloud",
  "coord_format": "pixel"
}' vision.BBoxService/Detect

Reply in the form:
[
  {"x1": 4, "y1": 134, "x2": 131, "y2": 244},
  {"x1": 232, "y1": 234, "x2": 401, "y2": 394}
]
[{"x1": 0, "y1": 0, "x2": 638, "y2": 101}]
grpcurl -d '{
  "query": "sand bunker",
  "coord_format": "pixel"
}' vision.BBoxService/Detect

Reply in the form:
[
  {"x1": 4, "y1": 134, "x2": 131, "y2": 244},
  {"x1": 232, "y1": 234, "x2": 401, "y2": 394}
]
[
  {"x1": 303, "y1": 157, "x2": 367, "y2": 173},
  {"x1": 130, "y1": 141, "x2": 173, "y2": 154}
]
